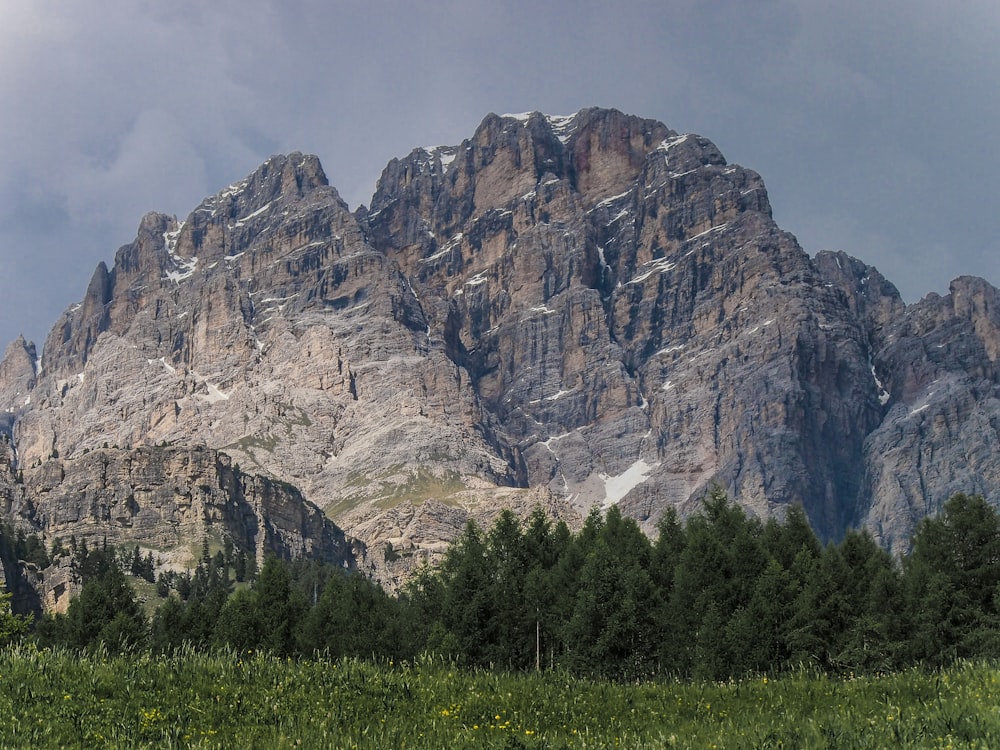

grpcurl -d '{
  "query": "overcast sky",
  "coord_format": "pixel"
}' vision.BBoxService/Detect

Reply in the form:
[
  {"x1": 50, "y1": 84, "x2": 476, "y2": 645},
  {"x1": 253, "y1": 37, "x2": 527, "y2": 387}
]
[{"x1": 2, "y1": 0, "x2": 998, "y2": 353}]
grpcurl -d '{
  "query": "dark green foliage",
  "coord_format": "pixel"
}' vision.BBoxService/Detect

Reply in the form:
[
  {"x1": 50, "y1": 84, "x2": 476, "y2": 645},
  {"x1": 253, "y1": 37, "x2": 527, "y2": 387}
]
[
  {"x1": 128, "y1": 545, "x2": 156, "y2": 583},
  {"x1": 255, "y1": 557, "x2": 304, "y2": 656},
  {"x1": 213, "y1": 588, "x2": 262, "y2": 651},
  {"x1": 154, "y1": 572, "x2": 171, "y2": 598},
  {"x1": 726, "y1": 558, "x2": 796, "y2": 674},
  {"x1": 903, "y1": 492, "x2": 1000, "y2": 664},
  {"x1": 663, "y1": 487, "x2": 769, "y2": 676},
  {"x1": 832, "y1": 529, "x2": 903, "y2": 671},
  {"x1": 14, "y1": 528, "x2": 50, "y2": 568},
  {"x1": 562, "y1": 506, "x2": 658, "y2": 679},
  {"x1": 384, "y1": 541, "x2": 401, "y2": 563},
  {"x1": 406, "y1": 491, "x2": 1000, "y2": 679},
  {"x1": 38, "y1": 548, "x2": 146, "y2": 653},
  {"x1": 298, "y1": 570, "x2": 408, "y2": 659},
  {"x1": 234, "y1": 550, "x2": 248, "y2": 582},
  {"x1": 49, "y1": 536, "x2": 66, "y2": 560},
  {"x1": 31, "y1": 490, "x2": 1000, "y2": 683},
  {"x1": 149, "y1": 595, "x2": 186, "y2": 652},
  {"x1": 0, "y1": 592, "x2": 30, "y2": 645},
  {"x1": 437, "y1": 521, "x2": 492, "y2": 665},
  {"x1": 762, "y1": 504, "x2": 821, "y2": 568},
  {"x1": 0, "y1": 522, "x2": 50, "y2": 568}
]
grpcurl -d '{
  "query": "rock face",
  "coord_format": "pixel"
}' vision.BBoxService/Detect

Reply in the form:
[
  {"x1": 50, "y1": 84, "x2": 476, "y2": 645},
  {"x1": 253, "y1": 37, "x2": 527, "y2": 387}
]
[
  {"x1": 2, "y1": 106, "x2": 1000, "y2": 594},
  {"x1": 856, "y1": 276, "x2": 1000, "y2": 550},
  {"x1": 0, "y1": 336, "x2": 37, "y2": 435},
  {"x1": 0, "y1": 443, "x2": 359, "y2": 611}
]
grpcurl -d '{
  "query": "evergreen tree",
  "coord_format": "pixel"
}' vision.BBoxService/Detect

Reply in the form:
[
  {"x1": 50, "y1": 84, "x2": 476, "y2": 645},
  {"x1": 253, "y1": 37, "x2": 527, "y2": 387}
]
[
  {"x1": 692, "y1": 601, "x2": 728, "y2": 681},
  {"x1": 298, "y1": 572, "x2": 349, "y2": 658},
  {"x1": 761, "y1": 504, "x2": 821, "y2": 569},
  {"x1": 726, "y1": 558, "x2": 797, "y2": 675},
  {"x1": 546, "y1": 509, "x2": 602, "y2": 663},
  {"x1": 790, "y1": 543, "x2": 860, "y2": 670},
  {"x1": 149, "y1": 595, "x2": 186, "y2": 653},
  {"x1": 213, "y1": 588, "x2": 262, "y2": 652},
  {"x1": 402, "y1": 564, "x2": 450, "y2": 656},
  {"x1": 155, "y1": 572, "x2": 171, "y2": 598},
  {"x1": 835, "y1": 529, "x2": 903, "y2": 671},
  {"x1": 519, "y1": 510, "x2": 572, "y2": 671},
  {"x1": 904, "y1": 493, "x2": 1000, "y2": 663},
  {"x1": 11, "y1": 528, "x2": 49, "y2": 568},
  {"x1": 483, "y1": 510, "x2": 529, "y2": 668},
  {"x1": 439, "y1": 521, "x2": 492, "y2": 666},
  {"x1": 42, "y1": 561, "x2": 146, "y2": 652},
  {"x1": 665, "y1": 487, "x2": 766, "y2": 676},
  {"x1": 650, "y1": 507, "x2": 686, "y2": 595},
  {"x1": 255, "y1": 557, "x2": 304, "y2": 656},
  {"x1": 562, "y1": 508, "x2": 658, "y2": 678},
  {"x1": 0, "y1": 591, "x2": 30, "y2": 646},
  {"x1": 523, "y1": 506, "x2": 558, "y2": 569},
  {"x1": 234, "y1": 551, "x2": 248, "y2": 583}
]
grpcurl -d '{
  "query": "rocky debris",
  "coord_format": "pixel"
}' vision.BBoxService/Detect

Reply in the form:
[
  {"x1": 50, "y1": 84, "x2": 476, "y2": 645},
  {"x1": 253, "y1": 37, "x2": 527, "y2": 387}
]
[{"x1": 0, "y1": 107, "x2": 999, "y2": 591}]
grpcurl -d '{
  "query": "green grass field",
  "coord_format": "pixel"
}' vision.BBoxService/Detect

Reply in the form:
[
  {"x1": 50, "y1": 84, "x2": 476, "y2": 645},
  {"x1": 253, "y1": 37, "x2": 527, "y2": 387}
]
[{"x1": 0, "y1": 646, "x2": 997, "y2": 748}]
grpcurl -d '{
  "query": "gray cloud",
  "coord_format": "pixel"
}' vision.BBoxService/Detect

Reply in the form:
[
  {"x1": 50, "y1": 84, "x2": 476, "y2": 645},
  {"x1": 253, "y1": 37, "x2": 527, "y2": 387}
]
[{"x1": 1, "y1": 0, "x2": 998, "y2": 352}]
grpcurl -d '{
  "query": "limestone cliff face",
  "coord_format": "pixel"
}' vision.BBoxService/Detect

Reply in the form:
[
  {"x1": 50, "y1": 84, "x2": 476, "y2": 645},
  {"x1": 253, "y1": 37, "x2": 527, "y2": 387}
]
[
  {"x1": 0, "y1": 337, "x2": 36, "y2": 431},
  {"x1": 856, "y1": 277, "x2": 1000, "y2": 551},
  {"x1": 14, "y1": 153, "x2": 513, "y2": 521},
  {"x1": 1, "y1": 107, "x2": 999, "y2": 584},
  {"x1": 0, "y1": 444, "x2": 359, "y2": 611},
  {"x1": 364, "y1": 110, "x2": 886, "y2": 539}
]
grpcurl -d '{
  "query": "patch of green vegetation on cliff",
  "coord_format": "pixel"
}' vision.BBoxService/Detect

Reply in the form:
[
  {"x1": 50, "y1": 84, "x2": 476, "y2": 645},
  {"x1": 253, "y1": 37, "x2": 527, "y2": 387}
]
[
  {"x1": 373, "y1": 468, "x2": 466, "y2": 509},
  {"x1": 326, "y1": 467, "x2": 467, "y2": 517},
  {"x1": 228, "y1": 432, "x2": 280, "y2": 455}
]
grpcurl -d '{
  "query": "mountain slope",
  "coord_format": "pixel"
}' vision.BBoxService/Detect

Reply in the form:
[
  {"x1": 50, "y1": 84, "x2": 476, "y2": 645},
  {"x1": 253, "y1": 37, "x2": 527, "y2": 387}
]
[{"x1": 2, "y1": 107, "x2": 1000, "y2": 591}]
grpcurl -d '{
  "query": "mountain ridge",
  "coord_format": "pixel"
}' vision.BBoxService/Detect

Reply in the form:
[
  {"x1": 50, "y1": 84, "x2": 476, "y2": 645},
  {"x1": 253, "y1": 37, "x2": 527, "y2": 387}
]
[{"x1": 2, "y1": 107, "x2": 1000, "y2": 604}]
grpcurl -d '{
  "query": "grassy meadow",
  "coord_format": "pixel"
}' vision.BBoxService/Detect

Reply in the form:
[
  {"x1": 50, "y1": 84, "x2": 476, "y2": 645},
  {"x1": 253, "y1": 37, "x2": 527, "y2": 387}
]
[{"x1": 0, "y1": 646, "x2": 997, "y2": 749}]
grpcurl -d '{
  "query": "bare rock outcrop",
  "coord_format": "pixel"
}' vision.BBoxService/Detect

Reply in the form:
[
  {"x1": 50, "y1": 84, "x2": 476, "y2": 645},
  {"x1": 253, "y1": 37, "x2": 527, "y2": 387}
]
[
  {"x1": 0, "y1": 444, "x2": 359, "y2": 611},
  {"x1": 1, "y1": 107, "x2": 999, "y2": 591},
  {"x1": 364, "y1": 111, "x2": 884, "y2": 539}
]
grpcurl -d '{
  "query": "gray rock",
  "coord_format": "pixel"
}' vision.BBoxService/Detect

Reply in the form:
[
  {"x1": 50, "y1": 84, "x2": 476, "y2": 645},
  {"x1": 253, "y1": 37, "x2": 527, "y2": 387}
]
[
  {"x1": 2, "y1": 108, "x2": 999, "y2": 605},
  {"x1": 0, "y1": 444, "x2": 359, "y2": 611}
]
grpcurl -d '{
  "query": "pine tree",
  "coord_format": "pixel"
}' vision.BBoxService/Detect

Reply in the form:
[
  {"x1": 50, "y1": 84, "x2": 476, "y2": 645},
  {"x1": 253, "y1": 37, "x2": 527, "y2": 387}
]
[
  {"x1": 50, "y1": 562, "x2": 147, "y2": 652},
  {"x1": 903, "y1": 493, "x2": 1000, "y2": 663},
  {"x1": 562, "y1": 508, "x2": 658, "y2": 679},
  {"x1": 762, "y1": 504, "x2": 821, "y2": 569},
  {"x1": 402, "y1": 563, "x2": 450, "y2": 656},
  {"x1": 255, "y1": 557, "x2": 302, "y2": 656},
  {"x1": 726, "y1": 558, "x2": 796, "y2": 675},
  {"x1": 149, "y1": 596, "x2": 186, "y2": 652},
  {"x1": 213, "y1": 588, "x2": 262, "y2": 652},
  {"x1": 0, "y1": 592, "x2": 30, "y2": 646},
  {"x1": 484, "y1": 510, "x2": 529, "y2": 668},
  {"x1": 835, "y1": 529, "x2": 902, "y2": 671},
  {"x1": 440, "y1": 521, "x2": 491, "y2": 666},
  {"x1": 665, "y1": 487, "x2": 766, "y2": 676}
]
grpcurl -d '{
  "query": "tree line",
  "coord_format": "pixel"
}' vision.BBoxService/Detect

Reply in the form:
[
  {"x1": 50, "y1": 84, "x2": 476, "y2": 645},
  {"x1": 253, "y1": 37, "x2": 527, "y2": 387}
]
[{"x1": 8, "y1": 489, "x2": 1000, "y2": 680}]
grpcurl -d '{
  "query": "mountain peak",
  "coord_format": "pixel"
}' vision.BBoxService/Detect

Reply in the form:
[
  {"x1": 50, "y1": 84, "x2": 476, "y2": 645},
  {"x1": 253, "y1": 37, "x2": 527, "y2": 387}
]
[
  {"x1": 0, "y1": 334, "x2": 37, "y2": 416},
  {"x1": 198, "y1": 151, "x2": 331, "y2": 214},
  {"x1": 2, "y1": 108, "x2": 1000, "y2": 602}
]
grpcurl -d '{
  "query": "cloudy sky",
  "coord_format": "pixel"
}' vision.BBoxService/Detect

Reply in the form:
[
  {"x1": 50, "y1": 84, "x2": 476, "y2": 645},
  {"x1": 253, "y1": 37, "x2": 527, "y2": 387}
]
[{"x1": 1, "y1": 0, "x2": 998, "y2": 353}]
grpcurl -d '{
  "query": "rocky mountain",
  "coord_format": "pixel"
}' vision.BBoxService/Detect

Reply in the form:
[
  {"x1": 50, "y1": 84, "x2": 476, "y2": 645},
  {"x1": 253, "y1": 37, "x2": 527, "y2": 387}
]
[{"x1": 2, "y1": 107, "x2": 1000, "y2": 605}]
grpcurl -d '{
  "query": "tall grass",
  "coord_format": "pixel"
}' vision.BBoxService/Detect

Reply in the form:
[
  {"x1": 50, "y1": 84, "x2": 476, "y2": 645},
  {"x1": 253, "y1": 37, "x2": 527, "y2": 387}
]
[{"x1": 0, "y1": 646, "x2": 997, "y2": 748}]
